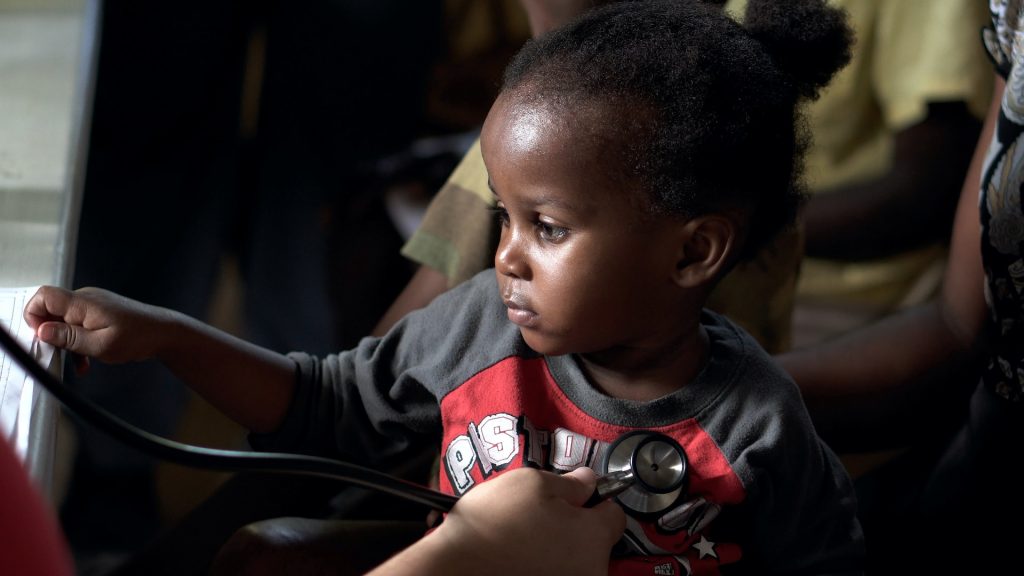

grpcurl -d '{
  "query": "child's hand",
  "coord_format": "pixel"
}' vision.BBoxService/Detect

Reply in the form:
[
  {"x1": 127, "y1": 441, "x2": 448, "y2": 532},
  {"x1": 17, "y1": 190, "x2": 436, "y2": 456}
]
[
  {"x1": 24, "y1": 286, "x2": 294, "y2": 432},
  {"x1": 24, "y1": 286, "x2": 170, "y2": 374}
]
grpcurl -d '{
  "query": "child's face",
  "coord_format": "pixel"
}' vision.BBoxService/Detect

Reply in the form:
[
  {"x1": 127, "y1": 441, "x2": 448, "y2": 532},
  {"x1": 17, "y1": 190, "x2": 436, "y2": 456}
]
[{"x1": 481, "y1": 92, "x2": 686, "y2": 357}]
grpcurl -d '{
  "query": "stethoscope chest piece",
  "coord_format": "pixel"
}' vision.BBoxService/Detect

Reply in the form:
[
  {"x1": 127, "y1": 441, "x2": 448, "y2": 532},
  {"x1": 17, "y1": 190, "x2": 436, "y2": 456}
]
[{"x1": 602, "y1": 431, "x2": 688, "y2": 518}]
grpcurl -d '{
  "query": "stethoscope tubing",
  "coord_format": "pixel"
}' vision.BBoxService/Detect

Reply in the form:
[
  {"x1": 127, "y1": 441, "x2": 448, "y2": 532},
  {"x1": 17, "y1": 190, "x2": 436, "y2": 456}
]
[
  {"x1": 0, "y1": 323, "x2": 460, "y2": 512},
  {"x1": 1, "y1": 322, "x2": 681, "y2": 514}
]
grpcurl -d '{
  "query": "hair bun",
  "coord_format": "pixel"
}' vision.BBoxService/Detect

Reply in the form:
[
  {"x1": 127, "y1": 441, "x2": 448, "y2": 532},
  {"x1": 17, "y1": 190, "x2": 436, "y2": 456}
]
[{"x1": 743, "y1": 0, "x2": 853, "y2": 100}]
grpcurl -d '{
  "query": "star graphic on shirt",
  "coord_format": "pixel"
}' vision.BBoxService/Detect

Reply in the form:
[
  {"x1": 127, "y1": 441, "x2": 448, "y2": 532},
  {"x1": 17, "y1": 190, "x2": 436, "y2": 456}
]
[{"x1": 692, "y1": 535, "x2": 718, "y2": 559}]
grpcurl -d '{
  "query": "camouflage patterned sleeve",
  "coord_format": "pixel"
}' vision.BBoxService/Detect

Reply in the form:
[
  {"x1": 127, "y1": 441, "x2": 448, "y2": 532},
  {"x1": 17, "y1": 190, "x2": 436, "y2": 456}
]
[{"x1": 400, "y1": 139, "x2": 501, "y2": 287}]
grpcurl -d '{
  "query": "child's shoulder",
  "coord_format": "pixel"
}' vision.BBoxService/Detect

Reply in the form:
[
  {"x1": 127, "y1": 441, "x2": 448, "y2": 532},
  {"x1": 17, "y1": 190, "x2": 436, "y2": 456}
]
[
  {"x1": 701, "y1": 308, "x2": 777, "y2": 367},
  {"x1": 700, "y1": 308, "x2": 801, "y2": 402}
]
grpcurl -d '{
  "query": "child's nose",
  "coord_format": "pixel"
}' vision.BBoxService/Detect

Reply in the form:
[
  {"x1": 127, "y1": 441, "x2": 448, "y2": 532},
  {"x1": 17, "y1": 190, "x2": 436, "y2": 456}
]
[{"x1": 495, "y1": 228, "x2": 529, "y2": 279}]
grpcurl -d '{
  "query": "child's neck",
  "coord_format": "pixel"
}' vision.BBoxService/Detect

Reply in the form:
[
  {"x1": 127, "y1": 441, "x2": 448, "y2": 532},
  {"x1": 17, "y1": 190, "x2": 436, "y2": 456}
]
[{"x1": 576, "y1": 323, "x2": 709, "y2": 402}]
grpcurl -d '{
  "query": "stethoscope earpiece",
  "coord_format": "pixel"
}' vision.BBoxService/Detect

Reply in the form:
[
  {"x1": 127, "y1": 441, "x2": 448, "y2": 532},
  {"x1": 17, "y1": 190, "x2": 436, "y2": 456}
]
[{"x1": 599, "y1": 431, "x2": 688, "y2": 518}]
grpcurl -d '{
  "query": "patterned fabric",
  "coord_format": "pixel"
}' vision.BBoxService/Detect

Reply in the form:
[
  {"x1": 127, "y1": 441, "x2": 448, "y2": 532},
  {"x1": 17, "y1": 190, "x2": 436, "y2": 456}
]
[{"x1": 981, "y1": 0, "x2": 1024, "y2": 402}]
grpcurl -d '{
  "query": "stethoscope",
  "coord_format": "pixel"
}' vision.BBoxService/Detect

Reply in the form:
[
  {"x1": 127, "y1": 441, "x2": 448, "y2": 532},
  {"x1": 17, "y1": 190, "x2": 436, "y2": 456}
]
[
  {"x1": 0, "y1": 324, "x2": 689, "y2": 516},
  {"x1": 587, "y1": 431, "x2": 689, "y2": 517}
]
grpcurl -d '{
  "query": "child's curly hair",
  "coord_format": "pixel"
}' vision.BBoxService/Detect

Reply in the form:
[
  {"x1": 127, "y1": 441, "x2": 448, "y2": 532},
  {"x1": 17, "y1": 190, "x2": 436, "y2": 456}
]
[{"x1": 501, "y1": 0, "x2": 853, "y2": 259}]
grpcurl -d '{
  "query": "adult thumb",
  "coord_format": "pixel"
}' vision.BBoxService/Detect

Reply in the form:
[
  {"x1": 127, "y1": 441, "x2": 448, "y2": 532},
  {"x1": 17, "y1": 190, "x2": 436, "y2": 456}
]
[
  {"x1": 561, "y1": 466, "x2": 600, "y2": 506},
  {"x1": 564, "y1": 467, "x2": 626, "y2": 539}
]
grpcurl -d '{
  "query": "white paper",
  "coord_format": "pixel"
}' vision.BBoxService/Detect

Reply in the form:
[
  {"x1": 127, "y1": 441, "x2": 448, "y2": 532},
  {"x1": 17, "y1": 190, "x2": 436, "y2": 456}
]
[{"x1": 0, "y1": 286, "x2": 56, "y2": 460}]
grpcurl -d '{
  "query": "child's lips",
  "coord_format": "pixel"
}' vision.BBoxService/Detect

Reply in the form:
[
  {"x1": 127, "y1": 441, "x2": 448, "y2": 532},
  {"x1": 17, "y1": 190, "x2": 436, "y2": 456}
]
[{"x1": 503, "y1": 294, "x2": 538, "y2": 327}]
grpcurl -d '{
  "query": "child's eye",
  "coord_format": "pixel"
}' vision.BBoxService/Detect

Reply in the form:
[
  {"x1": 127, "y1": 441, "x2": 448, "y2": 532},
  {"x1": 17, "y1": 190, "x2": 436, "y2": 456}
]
[
  {"x1": 537, "y1": 221, "x2": 569, "y2": 243},
  {"x1": 490, "y1": 205, "x2": 510, "y2": 227}
]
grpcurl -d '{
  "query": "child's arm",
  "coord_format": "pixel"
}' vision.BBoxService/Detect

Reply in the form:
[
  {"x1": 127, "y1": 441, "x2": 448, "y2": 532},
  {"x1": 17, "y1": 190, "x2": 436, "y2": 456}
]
[{"x1": 24, "y1": 285, "x2": 295, "y2": 433}]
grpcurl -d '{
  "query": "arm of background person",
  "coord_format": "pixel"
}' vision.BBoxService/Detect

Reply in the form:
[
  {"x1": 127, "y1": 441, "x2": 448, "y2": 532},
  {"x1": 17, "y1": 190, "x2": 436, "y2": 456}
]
[
  {"x1": 802, "y1": 100, "x2": 982, "y2": 261},
  {"x1": 372, "y1": 265, "x2": 449, "y2": 336},
  {"x1": 779, "y1": 77, "x2": 1000, "y2": 453},
  {"x1": 367, "y1": 467, "x2": 625, "y2": 576}
]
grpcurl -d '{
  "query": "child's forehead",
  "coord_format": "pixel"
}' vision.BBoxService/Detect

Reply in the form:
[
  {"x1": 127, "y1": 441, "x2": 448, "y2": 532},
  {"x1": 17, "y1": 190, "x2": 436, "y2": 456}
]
[
  {"x1": 490, "y1": 98, "x2": 556, "y2": 152},
  {"x1": 486, "y1": 91, "x2": 633, "y2": 157},
  {"x1": 483, "y1": 95, "x2": 658, "y2": 222}
]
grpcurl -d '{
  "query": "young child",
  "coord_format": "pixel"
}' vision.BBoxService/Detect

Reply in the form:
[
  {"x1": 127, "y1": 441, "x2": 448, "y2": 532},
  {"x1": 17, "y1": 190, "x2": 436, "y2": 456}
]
[{"x1": 26, "y1": 0, "x2": 863, "y2": 573}]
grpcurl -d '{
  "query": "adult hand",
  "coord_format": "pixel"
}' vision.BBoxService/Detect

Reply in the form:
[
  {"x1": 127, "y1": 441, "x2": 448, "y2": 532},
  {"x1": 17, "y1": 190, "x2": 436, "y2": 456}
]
[{"x1": 371, "y1": 467, "x2": 626, "y2": 576}]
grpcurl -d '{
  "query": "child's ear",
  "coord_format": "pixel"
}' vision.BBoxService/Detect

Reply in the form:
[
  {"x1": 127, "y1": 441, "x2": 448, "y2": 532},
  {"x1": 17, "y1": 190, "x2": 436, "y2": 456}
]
[{"x1": 672, "y1": 215, "x2": 738, "y2": 288}]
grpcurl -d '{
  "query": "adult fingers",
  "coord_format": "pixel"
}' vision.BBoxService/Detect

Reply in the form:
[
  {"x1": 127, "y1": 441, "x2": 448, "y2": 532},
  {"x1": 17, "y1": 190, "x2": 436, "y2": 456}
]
[
  {"x1": 560, "y1": 468, "x2": 626, "y2": 542},
  {"x1": 589, "y1": 499, "x2": 627, "y2": 544},
  {"x1": 558, "y1": 466, "x2": 599, "y2": 506}
]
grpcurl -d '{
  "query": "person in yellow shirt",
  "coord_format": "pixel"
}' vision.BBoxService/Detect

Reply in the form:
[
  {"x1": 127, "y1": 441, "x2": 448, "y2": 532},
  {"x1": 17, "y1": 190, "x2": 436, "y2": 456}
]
[
  {"x1": 765, "y1": 0, "x2": 993, "y2": 347},
  {"x1": 385, "y1": 0, "x2": 992, "y2": 353}
]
